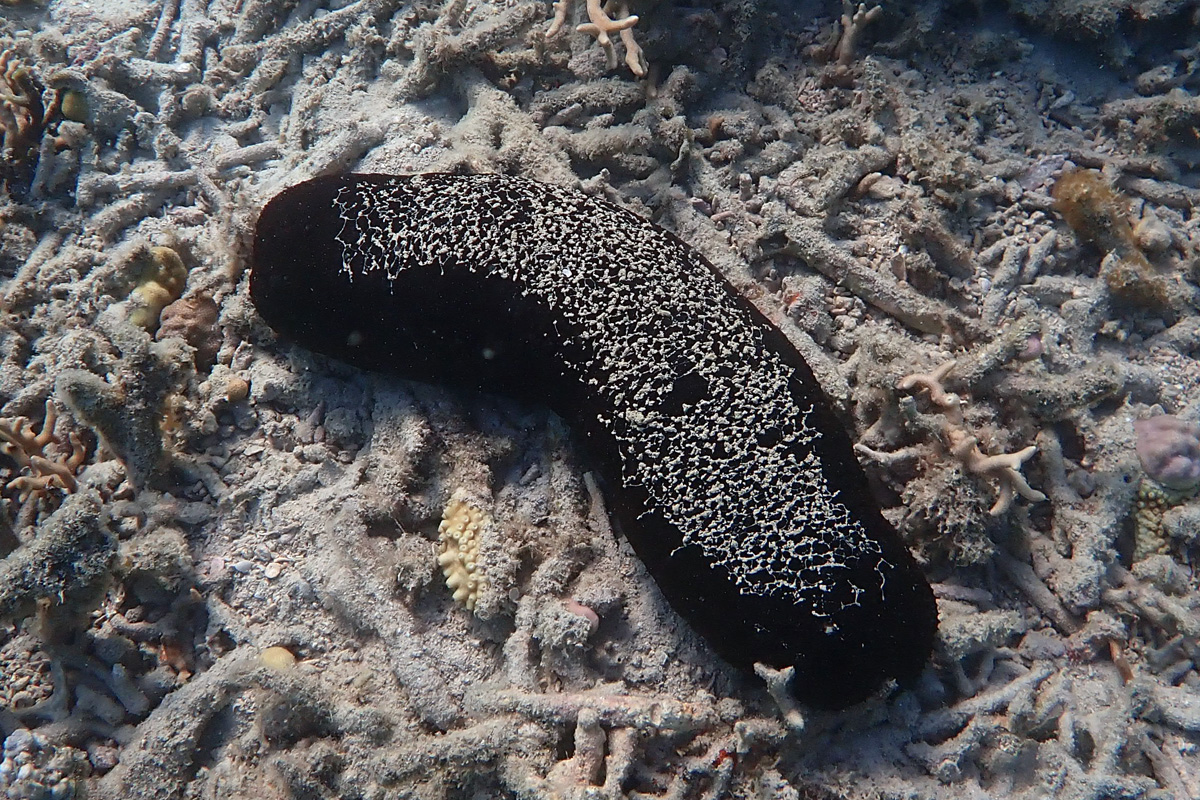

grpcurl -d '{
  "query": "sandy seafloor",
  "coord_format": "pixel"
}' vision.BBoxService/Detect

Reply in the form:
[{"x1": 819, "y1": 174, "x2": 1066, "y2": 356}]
[{"x1": 0, "y1": 0, "x2": 1199, "y2": 798}]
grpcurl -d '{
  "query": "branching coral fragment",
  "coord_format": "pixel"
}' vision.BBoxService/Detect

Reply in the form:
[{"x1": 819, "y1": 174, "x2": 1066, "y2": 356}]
[
  {"x1": 897, "y1": 361, "x2": 960, "y2": 411},
  {"x1": 835, "y1": 2, "x2": 883, "y2": 67},
  {"x1": 548, "y1": 0, "x2": 646, "y2": 76},
  {"x1": 948, "y1": 432, "x2": 1045, "y2": 517},
  {"x1": 898, "y1": 361, "x2": 1046, "y2": 515},
  {"x1": 0, "y1": 49, "x2": 49, "y2": 197},
  {"x1": 0, "y1": 401, "x2": 86, "y2": 503},
  {"x1": 753, "y1": 663, "x2": 806, "y2": 734}
]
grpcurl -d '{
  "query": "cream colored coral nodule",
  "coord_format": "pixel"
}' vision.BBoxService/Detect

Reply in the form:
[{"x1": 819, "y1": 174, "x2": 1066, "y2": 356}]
[{"x1": 437, "y1": 490, "x2": 489, "y2": 612}]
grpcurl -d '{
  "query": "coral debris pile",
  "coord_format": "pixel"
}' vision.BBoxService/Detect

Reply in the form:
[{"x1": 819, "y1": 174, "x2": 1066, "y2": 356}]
[{"x1": 0, "y1": 0, "x2": 1197, "y2": 798}]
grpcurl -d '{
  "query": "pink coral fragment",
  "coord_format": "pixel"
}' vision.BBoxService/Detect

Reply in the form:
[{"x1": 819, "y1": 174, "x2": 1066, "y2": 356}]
[
  {"x1": 563, "y1": 598, "x2": 601, "y2": 634},
  {"x1": 1134, "y1": 415, "x2": 1200, "y2": 492}
]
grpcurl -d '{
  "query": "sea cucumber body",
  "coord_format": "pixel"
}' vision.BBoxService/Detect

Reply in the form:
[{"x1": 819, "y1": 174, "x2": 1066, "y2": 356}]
[{"x1": 251, "y1": 173, "x2": 936, "y2": 708}]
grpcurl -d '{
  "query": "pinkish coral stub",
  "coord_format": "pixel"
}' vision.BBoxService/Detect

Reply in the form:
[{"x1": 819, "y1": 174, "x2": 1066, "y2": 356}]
[{"x1": 1134, "y1": 415, "x2": 1200, "y2": 492}]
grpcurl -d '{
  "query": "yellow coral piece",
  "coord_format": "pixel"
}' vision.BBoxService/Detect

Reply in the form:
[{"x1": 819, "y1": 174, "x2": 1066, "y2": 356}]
[
  {"x1": 1132, "y1": 478, "x2": 1197, "y2": 562},
  {"x1": 260, "y1": 646, "x2": 297, "y2": 670},
  {"x1": 437, "y1": 491, "x2": 489, "y2": 612},
  {"x1": 129, "y1": 246, "x2": 189, "y2": 331},
  {"x1": 60, "y1": 89, "x2": 88, "y2": 123},
  {"x1": 1133, "y1": 480, "x2": 1169, "y2": 562}
]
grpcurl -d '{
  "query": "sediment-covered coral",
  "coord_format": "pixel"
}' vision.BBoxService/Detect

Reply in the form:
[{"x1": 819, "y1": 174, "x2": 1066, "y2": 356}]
[
  {"x1": 0, "y1": 490, "x2": 114, "y2": 622},
  {"x1": 55, "y1": 317, "x2": 192, "y2": 490}
]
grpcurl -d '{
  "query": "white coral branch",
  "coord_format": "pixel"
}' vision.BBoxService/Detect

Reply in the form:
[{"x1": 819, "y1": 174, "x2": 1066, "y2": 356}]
[
  {"x1": 897, "y1": 360, "x2": 1045, "y2": 515},
  {"x1": 547, "y1": 0, "x2": 646, "y2": 76},
  {"x1": 949, "y1": 430, "x2": 1047, "y2": 515}
]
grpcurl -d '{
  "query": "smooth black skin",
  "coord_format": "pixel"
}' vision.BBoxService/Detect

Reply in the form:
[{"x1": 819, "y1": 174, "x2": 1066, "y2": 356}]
[{"x1": 250, "y1": 174, "x2": 937, "y2": 709}]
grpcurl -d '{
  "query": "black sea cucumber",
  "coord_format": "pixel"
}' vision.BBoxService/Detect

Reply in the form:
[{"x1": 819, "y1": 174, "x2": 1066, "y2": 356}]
[{"x1": 250, "y1": 173, "x2": 937, "y2": 709}]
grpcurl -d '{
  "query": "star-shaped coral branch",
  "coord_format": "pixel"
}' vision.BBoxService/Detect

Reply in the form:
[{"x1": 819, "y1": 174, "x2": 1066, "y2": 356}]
[
  {"x1": 547, "y1": 0, "x2": 647, "y2": 77},
  {"x1": 897, "y1": 360, "x2": 1046, "y2": 516},
  {"x1": 948, "y1": 430, "x2": 1047, "y2": 516},
  {"x1": 897, "y1": 361, "x2": 961, "y2": 415}
]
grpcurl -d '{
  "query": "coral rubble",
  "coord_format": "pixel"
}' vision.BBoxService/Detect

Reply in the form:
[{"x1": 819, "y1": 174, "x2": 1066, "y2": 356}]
[{"x1": 0, "y1": 0, "x2": 1197, "y2": 798}]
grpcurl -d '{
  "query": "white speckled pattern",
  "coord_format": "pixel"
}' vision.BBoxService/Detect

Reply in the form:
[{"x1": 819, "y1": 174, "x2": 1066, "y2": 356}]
[{"x1": 332, "y1": 173, "x2": 889, "y2": 628}]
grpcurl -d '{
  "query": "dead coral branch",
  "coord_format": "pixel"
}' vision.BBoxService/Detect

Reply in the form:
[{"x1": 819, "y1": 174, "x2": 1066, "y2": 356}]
[
  {"x1": 835, "y1": 2, "x2": 883, "y2": 67},
  {"x1": 897, "y1": 361, "x2": 1046, "y2": 515},
  {"x1": 0, "y1": 401, "x2": 86, "y2": 502},
  {"x1": 0, "y1": 49, "x2": 50, "y2": 197},
  {"x1": 548, "y1": 0, "x2": 646, "y2": 77}
]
